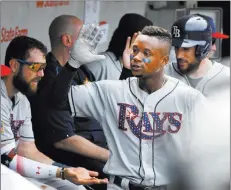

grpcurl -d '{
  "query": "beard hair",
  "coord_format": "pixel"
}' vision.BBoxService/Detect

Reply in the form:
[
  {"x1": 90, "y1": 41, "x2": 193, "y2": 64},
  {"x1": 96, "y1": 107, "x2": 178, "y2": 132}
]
[
  {"x1": 13, "y1": 66, "x2": 36, "y2": 96},
  {"x1": 177, "y1": 59, "x2": 200, "y2": 75}
]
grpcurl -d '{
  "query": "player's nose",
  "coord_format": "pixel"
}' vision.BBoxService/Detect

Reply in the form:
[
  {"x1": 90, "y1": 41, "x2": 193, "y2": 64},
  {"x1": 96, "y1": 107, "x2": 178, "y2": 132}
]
[
  {"x1": 37, "y1": 69, "x2": 44, "y2": 77},
  {"x1": 175, "y1": 47, "x2": 184, "y2": 58},
  {"x1": 132, "y1": 52, "x2": 143, "y2": 63}
]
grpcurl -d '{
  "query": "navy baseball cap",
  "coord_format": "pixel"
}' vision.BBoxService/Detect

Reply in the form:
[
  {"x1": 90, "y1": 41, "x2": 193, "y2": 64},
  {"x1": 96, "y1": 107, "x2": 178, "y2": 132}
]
[{"x1": 171, "y1": 14, "x2": 212, "y2": 48}]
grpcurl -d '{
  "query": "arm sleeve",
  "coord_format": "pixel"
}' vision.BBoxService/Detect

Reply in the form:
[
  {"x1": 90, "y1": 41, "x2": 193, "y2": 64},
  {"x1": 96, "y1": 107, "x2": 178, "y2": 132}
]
[
  {"x1": 19, "y1": 98, "x2": 34, "y2": 141},
  {"x1": 68, "y1": 82, "x2": 106, "y2": 120},
  {"x1": 1, "y1": 96, "x2": 15, "y2": 146},
  {"x1": 119, "y1": 67, "x2": 133, "y2": 80},
  {"x1": 85, "y1": 60, "x2": 105, "y2": 81},
  {"x1": 39, "y1": 62, "x2": 78, "y2": 109}
]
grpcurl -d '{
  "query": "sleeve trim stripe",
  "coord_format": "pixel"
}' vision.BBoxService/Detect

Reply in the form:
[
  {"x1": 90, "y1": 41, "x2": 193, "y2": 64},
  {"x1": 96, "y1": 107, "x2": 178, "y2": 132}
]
[
  {"x1": 1, "y1": 138, "x2": 15, "y2": 142},
  {"x1": 20, "y1": 136, "x2": 34, "y2": 139}
]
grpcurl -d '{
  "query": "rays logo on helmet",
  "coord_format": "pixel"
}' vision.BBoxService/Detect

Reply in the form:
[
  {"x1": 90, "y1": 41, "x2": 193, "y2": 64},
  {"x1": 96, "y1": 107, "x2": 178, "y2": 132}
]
[{"x1": 173, "y1": 26, "x2": 180, "y2": 37}]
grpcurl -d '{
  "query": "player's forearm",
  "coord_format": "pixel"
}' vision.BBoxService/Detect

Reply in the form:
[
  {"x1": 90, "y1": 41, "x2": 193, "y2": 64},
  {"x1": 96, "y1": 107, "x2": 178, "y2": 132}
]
[
  {"x1": 9, "y1": 154, "x2": 61, "y2": 179},
  {"x1": 17, "y1": 141, "x2": 54, "y2": 165},
  {"x1": 23, "y1": 149, "x2": 54, "y2": 165},
  {"x1": 54, "y1": 135, "x2": 109, "y2": 162}
]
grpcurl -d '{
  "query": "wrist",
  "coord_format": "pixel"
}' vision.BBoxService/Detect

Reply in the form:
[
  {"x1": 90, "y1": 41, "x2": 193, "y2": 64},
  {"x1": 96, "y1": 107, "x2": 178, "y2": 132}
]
[
  {"x1": 102, "y1": 149, "x2": 110, "y2": 162},
  {"x1": 68, "y1": 56, "x2": 81, "y2": 69},
  {"x1": 56, "y1": 168, "x2": 61, "y2": 178}
]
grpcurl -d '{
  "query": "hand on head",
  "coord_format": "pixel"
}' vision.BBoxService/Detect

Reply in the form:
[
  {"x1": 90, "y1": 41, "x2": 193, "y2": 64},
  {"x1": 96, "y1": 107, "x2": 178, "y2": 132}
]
[{"x1": 122, "y1": 32, "x2": 139, "y2": 69}]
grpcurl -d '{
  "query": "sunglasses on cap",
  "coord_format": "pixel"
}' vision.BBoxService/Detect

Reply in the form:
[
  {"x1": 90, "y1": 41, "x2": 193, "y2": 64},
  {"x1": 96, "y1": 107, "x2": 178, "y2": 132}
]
[{"x1": 15, "y1": 59, "x2": 47, "y2": 72}]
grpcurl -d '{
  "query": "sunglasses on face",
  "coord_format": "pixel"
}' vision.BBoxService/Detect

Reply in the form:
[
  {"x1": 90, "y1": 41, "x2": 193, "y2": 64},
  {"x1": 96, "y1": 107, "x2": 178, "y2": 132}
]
[{"x1": 15, "y1": 59, "x2": 47, "y2": 72}]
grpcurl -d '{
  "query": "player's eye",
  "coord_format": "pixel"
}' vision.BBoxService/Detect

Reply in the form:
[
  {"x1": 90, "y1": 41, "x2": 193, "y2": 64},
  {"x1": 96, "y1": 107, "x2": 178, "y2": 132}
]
[
  {"x1": 144, "y1": 50, "x2": 152, "y2": 57},
  {"x1": 144, "y1": 50, "x2": 151, "y2": 57},
  {"x1": 132, "y1": 46, "x2": 139, "y2": 54}
]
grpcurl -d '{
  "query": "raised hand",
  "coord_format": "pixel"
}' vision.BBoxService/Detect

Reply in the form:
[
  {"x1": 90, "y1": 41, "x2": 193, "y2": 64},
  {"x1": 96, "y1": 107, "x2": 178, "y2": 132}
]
[
  {"x1": 68, "y1": 24, "x2": 106, "y2": 68},
  {"x1": 64, "y1": 167, "x2": 108, "y2": 185},
  {"x1": 122, "y1": 32, "x2": 138, "y2": 69}
]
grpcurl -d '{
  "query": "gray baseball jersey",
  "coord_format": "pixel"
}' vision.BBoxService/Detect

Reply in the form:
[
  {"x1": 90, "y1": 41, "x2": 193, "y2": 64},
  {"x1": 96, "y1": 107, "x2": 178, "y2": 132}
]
[
  {"x1": 164, "y1": 61, "x2": 230, "y2": 98},
  {"x1": 68, "y1": 76, "x2": 206, "y2": 186},
  {"x1": 85, "y1": 51, "x2": 123, "y2": 81},
  {"x1": 1, "y1": 79, "x2": 34, "y2": 154}
]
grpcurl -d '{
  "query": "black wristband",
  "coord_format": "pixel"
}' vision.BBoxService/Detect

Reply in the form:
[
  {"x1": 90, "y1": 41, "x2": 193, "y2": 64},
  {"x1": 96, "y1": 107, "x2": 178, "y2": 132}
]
[{"x1": 60, "y1": 167, "x2": 66, "y2": 180}]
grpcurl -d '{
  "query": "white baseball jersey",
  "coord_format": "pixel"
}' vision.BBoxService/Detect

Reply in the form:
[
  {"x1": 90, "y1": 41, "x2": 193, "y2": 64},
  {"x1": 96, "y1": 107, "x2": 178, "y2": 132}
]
[
  {"x1": 1, "y1": 79, "x2": 34, "y2": 154},
  {"x1": 68, "y1": 76, "x2": 206, "y2": 186},
  {"x1": 86, "y1": 51, "x2": 123, "y2": 81},
  {"x1": 164, "y1": 61, "x2": 230, "y2": 98}
]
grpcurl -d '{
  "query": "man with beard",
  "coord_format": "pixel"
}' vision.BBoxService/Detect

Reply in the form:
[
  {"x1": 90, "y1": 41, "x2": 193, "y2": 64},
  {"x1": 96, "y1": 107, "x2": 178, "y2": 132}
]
[
  {"x1": 0, "y1": 36, "x2": 108, "y2": 189},
  {"x1": 165, "y1": 14, "x2": 230, "y2": 98}
]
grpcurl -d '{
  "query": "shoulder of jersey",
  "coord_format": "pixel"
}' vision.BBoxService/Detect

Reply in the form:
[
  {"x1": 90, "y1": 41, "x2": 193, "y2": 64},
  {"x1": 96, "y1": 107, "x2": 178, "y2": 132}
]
[
  {"x1": 16, "y1": 92, "x2": 31, "y2": 105},
  {"x1": 167, "y1": 75, "x2": 202, "y2": 95}
]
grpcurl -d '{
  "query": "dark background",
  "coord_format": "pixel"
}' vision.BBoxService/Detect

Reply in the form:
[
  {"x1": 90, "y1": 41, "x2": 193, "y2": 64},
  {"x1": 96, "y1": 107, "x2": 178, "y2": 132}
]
[{"x1": 198, "y1": 1, "x2": 230, "y2": 57}]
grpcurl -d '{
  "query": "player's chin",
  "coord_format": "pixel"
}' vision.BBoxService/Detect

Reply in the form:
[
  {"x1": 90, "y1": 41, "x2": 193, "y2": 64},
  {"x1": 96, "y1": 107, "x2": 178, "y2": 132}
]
[
  {"x1": 131, "y1": 70, "x2": 143, "y2": 77},
  {"x1": 29, "y1": 85, "x2": 38, "y2": 94}
]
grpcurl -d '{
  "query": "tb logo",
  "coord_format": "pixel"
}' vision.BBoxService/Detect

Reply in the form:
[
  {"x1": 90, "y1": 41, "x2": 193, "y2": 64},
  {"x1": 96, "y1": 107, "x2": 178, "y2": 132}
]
[{"x1": 173, "y1": 26, "x2": 180, "y2": 37}]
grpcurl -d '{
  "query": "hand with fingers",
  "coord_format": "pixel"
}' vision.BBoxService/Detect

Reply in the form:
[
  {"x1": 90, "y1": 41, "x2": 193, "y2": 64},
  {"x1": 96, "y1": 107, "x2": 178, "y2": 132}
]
[
  {"x1": 64, "y1": 167, "x2": 109, "y2": 185},
  {"x1": 122, "y1": 32, "x2": 139, "y2": 69},
  {"x1": 68, "y1": 23, "x2": 105, "y2": 68}
]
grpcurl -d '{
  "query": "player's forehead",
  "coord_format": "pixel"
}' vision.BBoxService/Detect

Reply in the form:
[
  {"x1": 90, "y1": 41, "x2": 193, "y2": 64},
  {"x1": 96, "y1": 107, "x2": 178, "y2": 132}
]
[
  {"x1": 132, "y1": 34, "x2": 164, "y2": 51},
  {"x1": 26, "y1": 48, "x2": 46, "y2": 63}
]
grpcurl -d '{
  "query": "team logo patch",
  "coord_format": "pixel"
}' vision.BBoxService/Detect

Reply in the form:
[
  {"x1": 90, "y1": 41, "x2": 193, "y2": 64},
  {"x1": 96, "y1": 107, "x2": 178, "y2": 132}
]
[
  {"x1": 172, "y1": 26, "x2": 181, "y2": 38},
  {"x1": 117, "y1": 103, "x2": 182, "y2": 140}
]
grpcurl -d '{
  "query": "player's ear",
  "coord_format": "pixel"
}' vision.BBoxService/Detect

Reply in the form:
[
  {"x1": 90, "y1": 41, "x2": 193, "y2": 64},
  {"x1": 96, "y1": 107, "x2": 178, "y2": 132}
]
[
  {"x1": 9, "y1": 59, "x2": 20, "y2": 73},
  {"x1": 161, "y1": 55, "x2": 169, "y2": 66}
]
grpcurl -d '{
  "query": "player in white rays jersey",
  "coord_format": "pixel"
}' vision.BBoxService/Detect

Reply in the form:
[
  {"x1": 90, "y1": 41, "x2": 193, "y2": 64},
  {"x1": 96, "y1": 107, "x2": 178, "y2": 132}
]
[
  {"x1": 165, "y1": 14, "x2": 230, "y2": 99},
  {"x1": 62, "y1": 25, "x2": 207, "y2": 190}
]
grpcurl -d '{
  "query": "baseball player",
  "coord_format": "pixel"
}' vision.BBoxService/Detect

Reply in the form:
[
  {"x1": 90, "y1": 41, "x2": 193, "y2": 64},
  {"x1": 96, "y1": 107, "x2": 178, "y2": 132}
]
[
  {"x1": 85, "y1": 13, "x2": 153, "y2": 81},
  {"x1": 53, "y1": 25, "x2": 207, "y2": 190},
  {"x1": 1, "y1": 36, "x2": 108, "y2": 189},
  {"x1": 165, "y1": 14, "x2": 230, "y2": 98}
]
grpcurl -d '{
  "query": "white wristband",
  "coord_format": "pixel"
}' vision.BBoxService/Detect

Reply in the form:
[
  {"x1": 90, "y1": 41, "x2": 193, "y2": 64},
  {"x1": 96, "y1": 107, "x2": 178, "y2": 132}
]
[{"x1": 9, "y1": 155, "x2": 58, "y2": 179}]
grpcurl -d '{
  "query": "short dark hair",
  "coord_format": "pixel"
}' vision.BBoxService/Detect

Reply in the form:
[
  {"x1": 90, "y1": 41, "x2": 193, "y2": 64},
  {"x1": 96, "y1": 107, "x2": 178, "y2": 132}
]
[
  {"x1": 141, "y1": 26, "x2": 172, "y2": 54},
  {"x1": 107, "y1": 13, "x2": 153, "y2": 60},
  {"x1": 49, "y1": 15, "x2": 78, "y2": 49},
  {"x1": 5, "y1": 36, "x2": 48, "y2": 67}
]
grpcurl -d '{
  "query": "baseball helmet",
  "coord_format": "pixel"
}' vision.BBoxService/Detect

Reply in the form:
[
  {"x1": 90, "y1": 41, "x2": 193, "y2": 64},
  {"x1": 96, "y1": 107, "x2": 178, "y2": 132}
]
[{"x1": 171, "y1": 14, "x2": 212, "y2": 60}]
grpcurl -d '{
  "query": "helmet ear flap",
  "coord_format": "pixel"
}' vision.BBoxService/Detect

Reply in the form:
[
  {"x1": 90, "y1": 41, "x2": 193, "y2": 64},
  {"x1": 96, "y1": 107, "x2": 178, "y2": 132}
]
[{"x1": 195, "y1": 41, "x2": 212, "y2": 61}]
